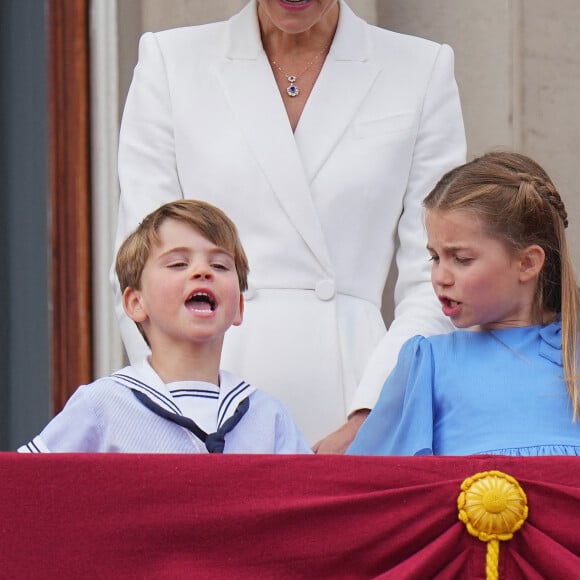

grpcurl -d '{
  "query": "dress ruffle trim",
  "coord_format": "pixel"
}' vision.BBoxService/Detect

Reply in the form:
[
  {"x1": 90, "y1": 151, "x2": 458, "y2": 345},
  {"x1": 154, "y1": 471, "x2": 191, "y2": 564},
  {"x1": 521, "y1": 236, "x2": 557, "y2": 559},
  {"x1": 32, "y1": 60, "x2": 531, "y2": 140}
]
[{"x1": 476, "y1": 444, "x2": 580, "y2": 457}]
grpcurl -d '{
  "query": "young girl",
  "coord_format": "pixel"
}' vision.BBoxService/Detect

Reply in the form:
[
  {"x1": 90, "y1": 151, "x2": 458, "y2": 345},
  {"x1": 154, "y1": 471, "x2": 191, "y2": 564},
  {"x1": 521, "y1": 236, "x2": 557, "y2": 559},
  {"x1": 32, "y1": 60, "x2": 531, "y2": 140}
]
[{"x1": 348, "y1": 151, "x2": 580, "y2": 456}]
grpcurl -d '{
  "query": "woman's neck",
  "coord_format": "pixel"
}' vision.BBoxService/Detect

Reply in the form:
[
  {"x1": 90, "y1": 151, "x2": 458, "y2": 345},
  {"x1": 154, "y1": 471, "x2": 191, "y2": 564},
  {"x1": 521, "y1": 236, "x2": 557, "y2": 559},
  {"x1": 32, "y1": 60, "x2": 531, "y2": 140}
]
[{"x1": 258, "y1": 4, "x2": 339, "y2": 60}]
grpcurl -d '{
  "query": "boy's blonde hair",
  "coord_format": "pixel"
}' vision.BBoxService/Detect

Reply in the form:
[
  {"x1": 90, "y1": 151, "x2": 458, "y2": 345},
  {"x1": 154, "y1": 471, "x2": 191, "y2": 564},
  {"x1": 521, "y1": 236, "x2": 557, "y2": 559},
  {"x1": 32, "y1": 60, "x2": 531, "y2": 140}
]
[
  {"x1": 424, "y1": 151, "x2": 580, "y2": 419},
  {"x1": 116, "y1": 199, "x2": 249, "y2": 294}
]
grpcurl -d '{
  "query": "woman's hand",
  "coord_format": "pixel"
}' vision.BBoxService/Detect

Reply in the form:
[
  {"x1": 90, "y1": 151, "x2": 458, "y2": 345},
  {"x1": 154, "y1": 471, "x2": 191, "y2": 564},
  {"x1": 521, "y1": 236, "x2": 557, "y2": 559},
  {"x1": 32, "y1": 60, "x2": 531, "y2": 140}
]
[{"x1": 312, "y1": 409, "x2": 370, "y2": 454}]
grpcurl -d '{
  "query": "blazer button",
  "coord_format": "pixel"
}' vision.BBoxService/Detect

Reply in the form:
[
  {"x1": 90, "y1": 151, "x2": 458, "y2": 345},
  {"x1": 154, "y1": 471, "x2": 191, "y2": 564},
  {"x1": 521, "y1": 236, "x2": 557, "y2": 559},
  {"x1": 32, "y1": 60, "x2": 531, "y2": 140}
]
[
  {"x1": 315, "y1": 279, "x2": 335, "y2": 301},
  {"x1": 243, "y1": 284, "x2": 256, "y2": 301}
]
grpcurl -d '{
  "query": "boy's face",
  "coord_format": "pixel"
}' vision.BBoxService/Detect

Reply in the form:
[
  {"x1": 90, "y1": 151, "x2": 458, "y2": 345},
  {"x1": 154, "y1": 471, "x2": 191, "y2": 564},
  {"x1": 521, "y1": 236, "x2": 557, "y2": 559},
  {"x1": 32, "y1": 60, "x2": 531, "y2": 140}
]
[{"x1": 123, "y1": 219, "x2": 243, "y2": 352}]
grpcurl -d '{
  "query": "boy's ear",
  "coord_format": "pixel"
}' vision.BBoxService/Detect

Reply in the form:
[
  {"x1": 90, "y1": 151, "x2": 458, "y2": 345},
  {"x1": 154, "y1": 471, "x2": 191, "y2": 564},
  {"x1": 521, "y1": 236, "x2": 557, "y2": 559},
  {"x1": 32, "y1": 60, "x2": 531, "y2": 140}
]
[
  {"x1": 232, "y1": 294, "x2": 244, "y2": 327},
  {"x1": 123, "y1": 287, "x2": 148, "y2": 323},
  {"x1": 519, "y1": 244, "x2": 545, "y2": 283}
]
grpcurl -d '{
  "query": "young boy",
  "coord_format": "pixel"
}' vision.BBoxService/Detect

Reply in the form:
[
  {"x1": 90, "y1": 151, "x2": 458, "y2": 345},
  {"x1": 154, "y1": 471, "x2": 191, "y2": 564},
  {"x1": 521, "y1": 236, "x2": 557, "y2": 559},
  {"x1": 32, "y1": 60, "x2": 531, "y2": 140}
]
[{"x1": 19, "y1": 200, "x2": 311, "y2": 454}]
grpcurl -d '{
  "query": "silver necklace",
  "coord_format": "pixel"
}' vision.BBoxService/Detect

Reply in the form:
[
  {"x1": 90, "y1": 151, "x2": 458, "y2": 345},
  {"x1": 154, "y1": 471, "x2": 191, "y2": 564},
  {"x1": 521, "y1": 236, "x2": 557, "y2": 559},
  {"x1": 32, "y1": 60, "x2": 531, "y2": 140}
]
[{"x1": 271, "y1": 45, "x2": 330, "y2": 97}]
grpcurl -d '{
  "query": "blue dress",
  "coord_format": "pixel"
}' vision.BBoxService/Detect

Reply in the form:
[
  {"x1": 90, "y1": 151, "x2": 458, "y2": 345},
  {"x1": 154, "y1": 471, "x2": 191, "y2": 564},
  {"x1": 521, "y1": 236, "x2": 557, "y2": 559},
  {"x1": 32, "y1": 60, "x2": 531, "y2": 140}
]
[{"x1": 348, "y1": 321, "x2": 580, "y2": 456}]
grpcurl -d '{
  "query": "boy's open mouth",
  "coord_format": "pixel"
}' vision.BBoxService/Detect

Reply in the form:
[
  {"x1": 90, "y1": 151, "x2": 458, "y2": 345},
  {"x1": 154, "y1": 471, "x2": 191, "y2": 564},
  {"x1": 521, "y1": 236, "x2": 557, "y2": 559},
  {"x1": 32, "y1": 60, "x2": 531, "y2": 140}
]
[{"x1": 186, "y1": 291, "x2": 216, "y2": 312}]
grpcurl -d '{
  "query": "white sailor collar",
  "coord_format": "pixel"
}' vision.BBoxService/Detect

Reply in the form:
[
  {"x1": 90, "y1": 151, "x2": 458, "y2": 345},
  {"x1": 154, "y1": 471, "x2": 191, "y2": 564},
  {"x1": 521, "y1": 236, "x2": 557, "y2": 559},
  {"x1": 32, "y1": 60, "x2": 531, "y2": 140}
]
[{"x1": 111, "y1": 360, "x2": 256, "y2": 430}]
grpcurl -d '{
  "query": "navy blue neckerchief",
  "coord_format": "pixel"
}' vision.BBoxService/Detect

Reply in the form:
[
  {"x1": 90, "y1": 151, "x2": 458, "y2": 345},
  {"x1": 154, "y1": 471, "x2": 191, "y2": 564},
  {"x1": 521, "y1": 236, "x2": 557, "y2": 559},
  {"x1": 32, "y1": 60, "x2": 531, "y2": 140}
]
[{"x1": 131, "y1": 389, "x2": 250, "y2": 453}]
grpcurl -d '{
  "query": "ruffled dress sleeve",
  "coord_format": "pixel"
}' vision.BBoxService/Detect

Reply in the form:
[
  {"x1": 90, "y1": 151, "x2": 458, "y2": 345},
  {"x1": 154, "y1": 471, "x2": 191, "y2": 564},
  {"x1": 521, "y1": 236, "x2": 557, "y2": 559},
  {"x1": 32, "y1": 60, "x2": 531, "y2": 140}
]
[{"x1": 348, "y1": 336, "x2": 436, "y2": 456}]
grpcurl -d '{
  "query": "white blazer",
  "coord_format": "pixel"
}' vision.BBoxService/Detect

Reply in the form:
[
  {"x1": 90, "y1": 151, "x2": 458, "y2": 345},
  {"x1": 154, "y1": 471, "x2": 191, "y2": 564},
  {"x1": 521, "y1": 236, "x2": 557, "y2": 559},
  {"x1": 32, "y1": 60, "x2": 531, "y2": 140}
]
[{"x1": 114, "y1": 0, "x2": 466, "y2": 443}]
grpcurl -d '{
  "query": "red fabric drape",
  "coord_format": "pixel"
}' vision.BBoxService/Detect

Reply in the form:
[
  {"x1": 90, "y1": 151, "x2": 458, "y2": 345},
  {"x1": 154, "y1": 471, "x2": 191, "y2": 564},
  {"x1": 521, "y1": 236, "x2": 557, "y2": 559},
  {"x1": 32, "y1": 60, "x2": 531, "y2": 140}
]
[{"x1": 1, "y1": 454, "x2": 578, "y2": 579}]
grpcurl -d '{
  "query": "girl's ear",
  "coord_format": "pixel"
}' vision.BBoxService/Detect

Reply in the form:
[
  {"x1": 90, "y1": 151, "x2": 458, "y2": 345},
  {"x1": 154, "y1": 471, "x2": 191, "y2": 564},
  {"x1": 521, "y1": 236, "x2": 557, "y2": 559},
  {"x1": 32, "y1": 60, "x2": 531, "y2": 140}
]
[
  {"x1": 519, "y1": 244, "x2": 545, "y2": 283},
  {"x1": 123, "y1": 287, "x2": 148, "y2": 323}
]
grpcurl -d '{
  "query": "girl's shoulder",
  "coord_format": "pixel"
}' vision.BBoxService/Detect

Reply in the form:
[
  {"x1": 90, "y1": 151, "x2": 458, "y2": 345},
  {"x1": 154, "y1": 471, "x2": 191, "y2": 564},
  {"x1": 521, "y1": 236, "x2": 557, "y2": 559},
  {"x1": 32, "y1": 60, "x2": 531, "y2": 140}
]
[
  {"x1": 415, "y1": 329, "x2": 483, "y2": 351},
  {"x1": 411, "y1": 328, "x2": 510, "y2": 360}
]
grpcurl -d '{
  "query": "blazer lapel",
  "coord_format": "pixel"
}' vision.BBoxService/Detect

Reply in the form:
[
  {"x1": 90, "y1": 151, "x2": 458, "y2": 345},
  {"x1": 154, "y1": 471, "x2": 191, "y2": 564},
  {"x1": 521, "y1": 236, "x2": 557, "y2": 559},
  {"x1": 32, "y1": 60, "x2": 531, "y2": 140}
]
[
  {"x1": 215, "y1": 0, "x2": 334, "y2": 272},
  {"x1": 295, "y1": 0, "x2": 379, "y2": 182}
]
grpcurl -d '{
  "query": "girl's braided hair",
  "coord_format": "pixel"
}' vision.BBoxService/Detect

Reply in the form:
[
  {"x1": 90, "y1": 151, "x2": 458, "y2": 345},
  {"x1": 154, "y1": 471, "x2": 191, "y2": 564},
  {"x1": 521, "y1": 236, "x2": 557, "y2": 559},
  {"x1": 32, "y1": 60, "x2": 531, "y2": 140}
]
[{"x1": 424, "y1": 151, "x2": 580, "y2": 419}]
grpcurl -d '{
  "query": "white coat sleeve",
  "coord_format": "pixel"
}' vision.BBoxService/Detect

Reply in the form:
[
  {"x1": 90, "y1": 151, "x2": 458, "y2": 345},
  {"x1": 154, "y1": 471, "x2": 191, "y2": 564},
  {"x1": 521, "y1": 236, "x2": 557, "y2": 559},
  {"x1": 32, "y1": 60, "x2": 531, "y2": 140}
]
[
  {"x1": 111, "y1": 32, "x2": 185, "y2": 363},
  {"x1": 349, "y1": 44, "x2": 466, "y2": 413}
]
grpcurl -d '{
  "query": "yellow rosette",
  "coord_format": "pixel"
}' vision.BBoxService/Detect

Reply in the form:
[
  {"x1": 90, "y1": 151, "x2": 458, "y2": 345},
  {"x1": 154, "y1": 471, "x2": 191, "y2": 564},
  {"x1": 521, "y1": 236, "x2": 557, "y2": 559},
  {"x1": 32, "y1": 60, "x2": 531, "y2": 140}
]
[{"x1": 458, "y1": 470, "x2": 528, "y2": 580}]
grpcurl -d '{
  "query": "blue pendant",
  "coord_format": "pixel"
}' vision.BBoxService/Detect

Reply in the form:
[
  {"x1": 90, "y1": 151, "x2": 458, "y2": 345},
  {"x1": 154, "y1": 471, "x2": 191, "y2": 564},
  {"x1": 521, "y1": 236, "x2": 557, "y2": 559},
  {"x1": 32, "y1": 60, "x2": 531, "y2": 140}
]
[{"x1": 286, "y1": 75, "x2": 299, "y2": 97}]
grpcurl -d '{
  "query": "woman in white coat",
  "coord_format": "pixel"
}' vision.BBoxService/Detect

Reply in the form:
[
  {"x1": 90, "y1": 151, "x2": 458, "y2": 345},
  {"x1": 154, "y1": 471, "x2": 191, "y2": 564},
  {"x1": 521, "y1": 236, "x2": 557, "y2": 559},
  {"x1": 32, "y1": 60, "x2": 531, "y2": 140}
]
[{"x1": 113, "y1": 0, "x2": 466, "y2": 450}]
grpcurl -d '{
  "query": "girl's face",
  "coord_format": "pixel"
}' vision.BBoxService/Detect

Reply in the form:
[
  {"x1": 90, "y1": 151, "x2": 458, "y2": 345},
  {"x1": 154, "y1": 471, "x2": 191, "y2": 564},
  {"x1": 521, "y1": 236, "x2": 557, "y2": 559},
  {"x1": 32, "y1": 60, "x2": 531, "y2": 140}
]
[
  {"x1": 257, "y1": 0, "x2": 339, "y2": 36},
  {"x1": 425, "y1": 209, "x2": 539, "y2": 330}
]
